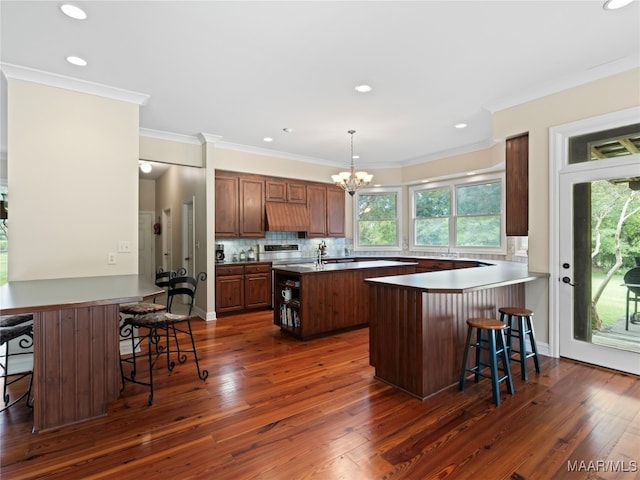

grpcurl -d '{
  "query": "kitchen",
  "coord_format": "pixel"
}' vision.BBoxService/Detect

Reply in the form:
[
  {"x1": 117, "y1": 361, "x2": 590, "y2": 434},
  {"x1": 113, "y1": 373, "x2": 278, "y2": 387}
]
[{"x1": 1, "y1": 1, "x2": 639, "y2": 478}]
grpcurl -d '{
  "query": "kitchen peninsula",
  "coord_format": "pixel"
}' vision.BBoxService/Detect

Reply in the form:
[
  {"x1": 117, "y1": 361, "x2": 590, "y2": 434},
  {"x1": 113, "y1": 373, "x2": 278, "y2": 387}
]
[
  {"x1": 273, "y1": 260, "x2": 417, "y2": 339},
  {"x1": 0, "y1": 275, "x2": 163, "y2": 432},
  {"x1": 365, "y1": 261, "x2": 546, "y2": 400}
]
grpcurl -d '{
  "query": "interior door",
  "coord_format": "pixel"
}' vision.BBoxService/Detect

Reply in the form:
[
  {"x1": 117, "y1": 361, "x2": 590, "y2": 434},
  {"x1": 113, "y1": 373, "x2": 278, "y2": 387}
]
[
  {"x1": 162, "y1": 208, "x2": 172, "y2": 272},
  {"x1": 558, "y1": 156, "x2": 640, "y2": 375},
  {"x1": 138, "y1": 212, "x2": 154, "y2": 283},
  {"x1": 182, "y1": 199, "x2": 194, "y2": 276}
]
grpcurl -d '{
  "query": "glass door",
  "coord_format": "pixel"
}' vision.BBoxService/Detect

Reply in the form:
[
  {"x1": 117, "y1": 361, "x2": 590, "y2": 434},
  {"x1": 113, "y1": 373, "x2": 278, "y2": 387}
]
[{"x1": 558, "y1": 156, "x2": 640, "y2": 375}]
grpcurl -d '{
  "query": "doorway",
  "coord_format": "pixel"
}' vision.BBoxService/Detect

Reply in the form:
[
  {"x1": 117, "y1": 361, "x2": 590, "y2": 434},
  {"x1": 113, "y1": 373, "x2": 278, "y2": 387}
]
[
  {"x1": 551, "y1": 107, "x2": 640, "y2": 375},
  {"x1": 162, "y1": 207, "x2": 172, "y2": 272},
  {"x1": 182, "y1": 198, "x2": 195, "y2": 276}
]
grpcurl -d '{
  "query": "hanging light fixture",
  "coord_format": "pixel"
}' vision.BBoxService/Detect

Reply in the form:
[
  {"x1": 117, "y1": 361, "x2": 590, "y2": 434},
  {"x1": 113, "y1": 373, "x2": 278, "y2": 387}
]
[{"x1": 331, "y1": 130, "x2": 373, "y2": 196}]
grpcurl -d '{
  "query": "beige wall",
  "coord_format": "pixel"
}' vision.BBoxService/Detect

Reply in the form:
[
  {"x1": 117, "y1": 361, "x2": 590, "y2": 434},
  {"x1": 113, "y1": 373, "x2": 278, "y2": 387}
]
[
  {"x1": 494, "y1": 68, "x2": 640, "y2": 274},
  {"x1": 8, "y1": 80, "x2": 139, "y2": 281},
  {"x1": 139, "y1": 178, "x2": 156, "y2": 212}
]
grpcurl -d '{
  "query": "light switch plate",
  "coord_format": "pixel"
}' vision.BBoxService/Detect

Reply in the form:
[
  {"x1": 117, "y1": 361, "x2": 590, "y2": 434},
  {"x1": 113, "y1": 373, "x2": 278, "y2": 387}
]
[
  {"x1": 107, "y1": 252, "x2": 117, "y2": 265},
  {"x1": 118, "y1": 240, "x2": 131, "y2": 253}
]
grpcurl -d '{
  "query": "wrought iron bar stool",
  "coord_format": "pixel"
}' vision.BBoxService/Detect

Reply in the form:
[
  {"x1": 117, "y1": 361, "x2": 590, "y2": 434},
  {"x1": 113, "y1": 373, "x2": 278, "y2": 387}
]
[
  {"x1": 459, "y1": 317, "x2": 514, "y2": 406},
  {"x1": 120, "y1": 272, "x2": 208, "y2": 405},
  {"x1": 499, "y1": 307, "x2": 540, "y2": 381},
  {"x1": 0, "y1": 314, "x2": 34, "y2": 412}
]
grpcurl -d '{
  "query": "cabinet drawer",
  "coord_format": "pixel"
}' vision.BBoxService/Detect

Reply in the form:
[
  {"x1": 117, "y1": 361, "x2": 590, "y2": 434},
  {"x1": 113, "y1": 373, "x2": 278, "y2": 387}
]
[
  {"x1": 216, "y1": 265, "x2": 245, "y2": 276},
  {"x1": 245, "y1": 263, "x2": 271, "y2": 274},
  {"x1": 417, "y1": 259, "x2": 454, "y2": 271}
]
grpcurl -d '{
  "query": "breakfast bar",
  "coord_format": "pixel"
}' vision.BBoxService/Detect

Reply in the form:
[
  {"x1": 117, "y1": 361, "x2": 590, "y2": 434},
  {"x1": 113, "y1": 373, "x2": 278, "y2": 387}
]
[
  {"x1": 365, "y1": 261, "x2": 546, "y2": 400},
  {"x1": 0, "y1": 275, "x2": 163, "y2": 432}
]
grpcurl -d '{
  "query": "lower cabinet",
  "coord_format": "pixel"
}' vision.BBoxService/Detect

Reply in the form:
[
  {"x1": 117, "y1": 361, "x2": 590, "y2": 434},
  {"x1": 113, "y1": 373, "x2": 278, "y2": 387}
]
[{"x1": 215, "y1": 263, "x2": 271, "y2": 314}]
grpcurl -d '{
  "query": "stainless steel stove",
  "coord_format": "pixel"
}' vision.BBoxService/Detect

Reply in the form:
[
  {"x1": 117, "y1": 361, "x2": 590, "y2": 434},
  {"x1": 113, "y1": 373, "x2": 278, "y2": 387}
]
[{"x1": 260, "y1": 244, "x2": 303, "y2": 264}]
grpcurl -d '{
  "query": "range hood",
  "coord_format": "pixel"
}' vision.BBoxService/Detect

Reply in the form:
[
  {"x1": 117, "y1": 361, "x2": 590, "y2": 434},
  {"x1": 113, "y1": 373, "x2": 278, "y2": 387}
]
[{"x1": 265, "y1": 203, "x2": 310, "y2": 232}]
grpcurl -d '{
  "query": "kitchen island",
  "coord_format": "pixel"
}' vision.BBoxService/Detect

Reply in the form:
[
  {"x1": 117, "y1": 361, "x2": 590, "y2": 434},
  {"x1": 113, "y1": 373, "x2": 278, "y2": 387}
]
[
  {"x1": 365, "y1": 261, "x2": 546, "y2": 400},
  {"x1": 273, "y1": 260, "x2": 417, "y2": 339},
  {"x1": 0, "y1": 275, "x2": 163, "y2": 432}
]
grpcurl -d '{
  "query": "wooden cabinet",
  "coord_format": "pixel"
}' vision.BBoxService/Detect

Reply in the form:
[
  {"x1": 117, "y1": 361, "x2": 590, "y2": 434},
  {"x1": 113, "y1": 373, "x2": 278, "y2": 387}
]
[
  {"x1": 214, "y1": 175, "x2": 239, "y2": 237},
  {"x1": 306, "y1": 184, "x2": 327, "y2": 237},
  {"x1": 216, "y1": 170, "x2": 345, "y2": 238},
  {"x1": 274, "y1": 262, "x2": 417, "y2": 340},
  {"x1": 326, "y1": 186, "x2": 345, "y2": 237},
  {"x1": 505, "y1": 132, "x2": 529, "y2": 236},
  {"x1": 215, "y1": 263, "x2": 271, "y2": 314},
  {"x1": 239, "y1": 177, "x2": 265, "y2": 237},
  {"x1": 244, "y1": 264, "x2": 271, "y2": 309},
  {"x1": 215, "y1": 265, "x2": 245, "y2": 313},
  {"x1": 266, "y1": 180, "x2": 307, "y2": 204},
  {"x1": 215, "y1": 172, "x2": 265, "y2": 238}
]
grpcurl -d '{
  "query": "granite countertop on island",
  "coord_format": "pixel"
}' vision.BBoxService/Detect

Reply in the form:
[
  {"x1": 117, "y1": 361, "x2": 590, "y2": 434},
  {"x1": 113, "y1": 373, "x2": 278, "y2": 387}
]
[
  {"x1": 365, "y1": 259, "x2": 546, "y2": 293},
  {"x1": 272, "y1": 259, "x2": 418, "y2": 274}
]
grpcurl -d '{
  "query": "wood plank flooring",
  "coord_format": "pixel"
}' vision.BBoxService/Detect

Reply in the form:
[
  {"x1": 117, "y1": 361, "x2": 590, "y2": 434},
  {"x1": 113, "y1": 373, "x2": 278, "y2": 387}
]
[{"x1": 1, "y1": 311, "x2": 639, "y2": 479}]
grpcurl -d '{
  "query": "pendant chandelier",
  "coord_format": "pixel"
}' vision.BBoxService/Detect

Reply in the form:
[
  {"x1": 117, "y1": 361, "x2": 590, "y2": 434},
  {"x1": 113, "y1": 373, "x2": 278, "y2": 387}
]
[{"x1": 331, "y1": 130, "x2": 373, "y2": 196}]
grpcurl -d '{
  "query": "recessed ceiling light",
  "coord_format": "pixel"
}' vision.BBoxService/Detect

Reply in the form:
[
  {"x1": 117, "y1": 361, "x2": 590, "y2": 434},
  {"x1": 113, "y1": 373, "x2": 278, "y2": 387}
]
[
  {"x1": 263, "y1": 137, "x2": 273, "y2": 142},
  {"x1": 355, "y1": 85, "x2": 373, "y2": 93},
  {"x1": 352, "y1": 155, "x2": 360, "y2": 159},
  {"x1": 140, "y1": 162, "x2": 152, "y2": 174},
  {"x1": 66, "y1": 55, "x2": 87, "y2": 66},
  {"x1": 603, "y1": 0, "x2": 633, "y2": 10},
  {"x1": 60, "y1": 4, "x2": 87, "y2": 19},
  {"x1": 455, "y1": 123, "x2": 468, "y2": 129}
]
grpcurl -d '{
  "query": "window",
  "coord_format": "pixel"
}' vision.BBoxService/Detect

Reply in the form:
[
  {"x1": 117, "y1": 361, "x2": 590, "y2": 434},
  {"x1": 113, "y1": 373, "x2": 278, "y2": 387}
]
[
  {"x1": 411, "y1": 175, "x2": 504, "y2": 253},
  {"x1": 354, "y1": 188, "x2": 401, "y2": 250}
]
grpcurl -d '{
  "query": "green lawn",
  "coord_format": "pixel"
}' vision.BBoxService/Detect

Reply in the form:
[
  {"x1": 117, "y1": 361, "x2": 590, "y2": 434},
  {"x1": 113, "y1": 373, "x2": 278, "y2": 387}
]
[{"x1": 592, "y1": 269, "x2": 628, "y2": 328}]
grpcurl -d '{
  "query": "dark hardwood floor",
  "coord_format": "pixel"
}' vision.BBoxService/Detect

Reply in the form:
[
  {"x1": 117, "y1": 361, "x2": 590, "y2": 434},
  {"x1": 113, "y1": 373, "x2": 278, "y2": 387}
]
[{"x1": 1, "y1": 311, "x2": 639, "y2": 479}]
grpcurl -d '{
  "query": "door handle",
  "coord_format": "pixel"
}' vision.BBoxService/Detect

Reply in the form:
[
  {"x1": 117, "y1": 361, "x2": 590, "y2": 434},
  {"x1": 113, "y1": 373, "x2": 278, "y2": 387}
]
[
  {"x1": 562, "y1": 276, "x2": 576, "y2": 287},
  {"x1": 184, "y1": 257, "x2": 190, "y2": 261}
]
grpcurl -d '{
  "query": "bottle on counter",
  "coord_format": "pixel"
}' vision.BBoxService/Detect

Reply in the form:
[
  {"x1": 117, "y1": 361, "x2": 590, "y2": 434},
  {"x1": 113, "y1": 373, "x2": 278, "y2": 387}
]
[
  {"x1": 247, "y1": 247, "x2": 256, "y2": 261},
  {"x1": 239, "y1": 249, "x2": 246, "y2": 262},
  {"x1": 232, "y1": 252, "x2": 238, "y2": 262}
]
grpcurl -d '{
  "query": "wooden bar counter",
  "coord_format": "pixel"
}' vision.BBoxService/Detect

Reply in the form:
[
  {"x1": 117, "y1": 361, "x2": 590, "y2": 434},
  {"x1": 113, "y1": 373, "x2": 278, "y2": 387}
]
[
  {"x1": 0, "y1": 275, "x2": 162, "y2": 432},
  {"x1": 365, "y1": 261, "x2": 545, "y2": 400}
]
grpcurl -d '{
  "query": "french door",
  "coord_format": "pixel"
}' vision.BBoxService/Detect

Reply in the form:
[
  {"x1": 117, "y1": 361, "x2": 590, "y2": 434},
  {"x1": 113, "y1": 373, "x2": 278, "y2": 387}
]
[{"x1": 553, "y1": 107, "x2": 640, "y2": 375}]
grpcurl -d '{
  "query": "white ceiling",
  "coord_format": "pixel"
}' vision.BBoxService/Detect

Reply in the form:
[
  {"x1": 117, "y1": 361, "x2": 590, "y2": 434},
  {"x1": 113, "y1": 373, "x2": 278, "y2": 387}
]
[{"x1": 1, "y1": 1, "x2": 639, "y2": 170}]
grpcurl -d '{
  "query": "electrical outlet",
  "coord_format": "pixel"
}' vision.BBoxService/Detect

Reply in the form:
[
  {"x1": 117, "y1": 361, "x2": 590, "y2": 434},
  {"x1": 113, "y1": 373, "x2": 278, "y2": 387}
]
[
  {"x1": 107, "y1": 252, "x2": 117, "y2": 265},
  {"x1": 118, "y1": 240, "x2": 131, "y2": 253}
]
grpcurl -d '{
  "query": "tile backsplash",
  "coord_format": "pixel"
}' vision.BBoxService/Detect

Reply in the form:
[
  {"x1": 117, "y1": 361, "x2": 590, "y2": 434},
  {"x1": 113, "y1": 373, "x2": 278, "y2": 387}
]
[{"x1": 215, "y1": 233, "x2": 527, "y2": 264}]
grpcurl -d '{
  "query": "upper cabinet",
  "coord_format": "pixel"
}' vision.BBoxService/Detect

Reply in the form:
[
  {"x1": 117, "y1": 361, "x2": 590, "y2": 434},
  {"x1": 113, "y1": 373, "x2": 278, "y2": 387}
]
[
  {"x1": 215, "y1": 171, "x2": 265, "y2": 238},
  {"x1": 306, "y1": 184, "x2": 327, "y2": 237},
  {"x1": 265, "y1": 179, "x2": 307, "y2": 204},
  {"x1": 505, "y1": 133, "x2": 529, "y2": 236},
  {"x1": 214, "y1": 174, "x2": 239, "y2": 238},
  {"x1": 215, "y1": 170, "x2": 345, "y2": 238},
  {"x1": 239, "y1": 177, "x2": 265, "y2": 237},
  {"x1": 326, "y1": 186, "x2": 345, "y2": 237}
]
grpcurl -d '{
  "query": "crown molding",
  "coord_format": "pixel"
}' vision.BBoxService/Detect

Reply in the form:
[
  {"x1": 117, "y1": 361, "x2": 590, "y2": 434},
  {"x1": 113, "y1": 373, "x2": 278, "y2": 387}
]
[
  {"x1": 198, "y1": 133, "x2": 223, "y2": 144},
  {"x1": 484, "y1": 55, "x2": 639, "y2": 113},
  {"x1": 215, "y1": 141, "x2": 345, "y2": 168},
  {"x1": 0, "y1": 63, "x2": 150, "y2": 106},
  {"x1": 400, "y1": 138, "x2": 497, "y2": 167},
  {"x1": 139, "y1": 128, "x2": 202, "y2": 145}
]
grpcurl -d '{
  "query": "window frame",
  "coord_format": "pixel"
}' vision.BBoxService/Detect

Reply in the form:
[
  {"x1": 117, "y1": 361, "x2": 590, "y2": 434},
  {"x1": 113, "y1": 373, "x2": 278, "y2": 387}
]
[
  {"x1": 409, "y1": 173, "x2": 506, "y2": 255},
  {"x1": 353, "y1": 187, "x2": 403, "y2": 252}
]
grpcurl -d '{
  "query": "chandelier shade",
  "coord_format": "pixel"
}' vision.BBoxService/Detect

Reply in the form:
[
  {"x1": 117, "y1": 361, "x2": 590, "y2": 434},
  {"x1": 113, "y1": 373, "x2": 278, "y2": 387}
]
[{"x1": 332, "y1": 130, "x2": 373, "y2": 196}]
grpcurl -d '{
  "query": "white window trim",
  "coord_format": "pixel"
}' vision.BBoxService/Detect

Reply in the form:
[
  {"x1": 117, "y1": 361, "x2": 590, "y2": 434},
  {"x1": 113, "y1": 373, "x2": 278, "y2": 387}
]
[
  {"x1": 353, "y1": 187, "x2": 403, "y2": 252},
  {"x1": 409, "y1": 172, "x2": 506, "y2": 255}
]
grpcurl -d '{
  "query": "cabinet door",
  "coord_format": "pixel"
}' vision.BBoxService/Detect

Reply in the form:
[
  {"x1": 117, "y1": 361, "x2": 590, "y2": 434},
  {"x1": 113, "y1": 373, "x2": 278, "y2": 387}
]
[
  {"x1": 239, "y1": 177, "x2": 265, "y2": 237},
  {"x1": 326, "y1": 186, "x2": 345, "y2": 237},
  {"x1": 306, "y1": 184, "x2": 327, "y2": 237},
  {"x1": 215, "y1": 175, "x2": 239, "y2": 237},
  {"x1": 266, "y1": 179, "x2": 286, "y2": 202},
  {"x1": 287, "y1": 182, "x2": 307, "y2": 204},
  {"x1": 505, "y1": 133, "x2": 529, "y2": 236},
  {"x1": 244, "y1": 273, "x2": 271, "y2": 309},
  {"x1": 215, "y1": 275, "x2": 244, "y2": 313}
]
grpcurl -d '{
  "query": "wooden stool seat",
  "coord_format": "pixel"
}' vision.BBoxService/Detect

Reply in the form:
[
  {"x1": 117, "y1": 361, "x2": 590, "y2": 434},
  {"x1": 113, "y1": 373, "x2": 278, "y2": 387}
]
[
  {"x1": 466, "y1": 318, "x2": 506, "y2": 330},
  {"x1": 459, "y1": 317, "x2": 514, "y2": 406},
  {"x1": 499, "y1": 307, "x2": 540, "y2": 381}
]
